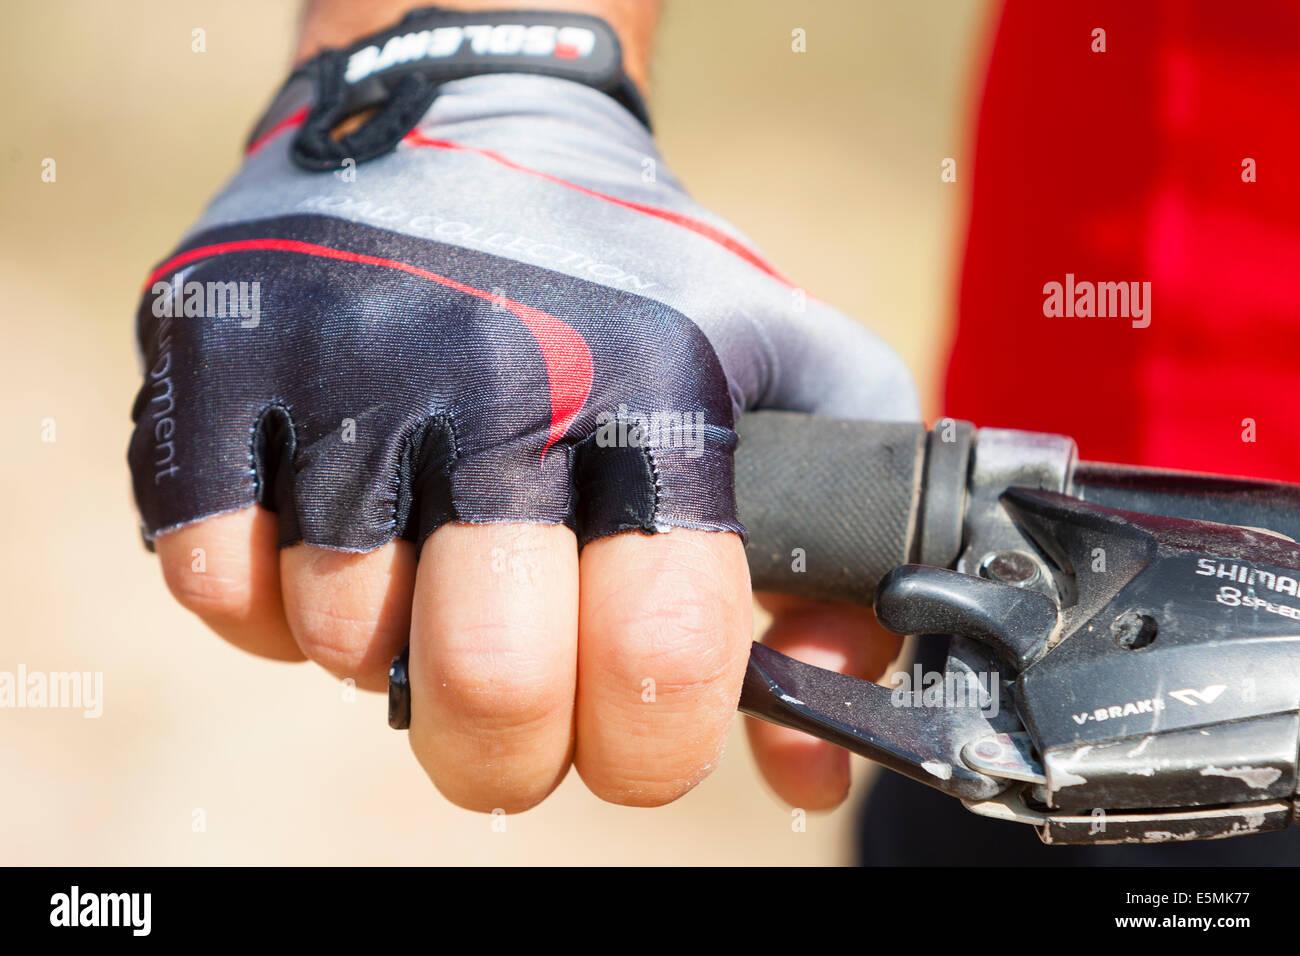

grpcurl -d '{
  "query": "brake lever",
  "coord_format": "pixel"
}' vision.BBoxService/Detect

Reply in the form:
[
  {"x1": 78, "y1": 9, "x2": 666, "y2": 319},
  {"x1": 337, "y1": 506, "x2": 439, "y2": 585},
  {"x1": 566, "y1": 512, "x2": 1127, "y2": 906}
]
[
  {"x1": 737, "y1": 636, "x2": 1021, "y2": 801},
  {"x1": 736, "y1": 563, "x2": 1058, "y2": 798}
]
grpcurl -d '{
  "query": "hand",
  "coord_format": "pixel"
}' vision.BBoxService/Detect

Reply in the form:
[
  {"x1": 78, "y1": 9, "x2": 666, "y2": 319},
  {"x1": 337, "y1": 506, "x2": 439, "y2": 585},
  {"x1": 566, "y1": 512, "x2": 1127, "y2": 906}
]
[{"x1": 129, "y1": 8, "x2": 919, "y2": 813}]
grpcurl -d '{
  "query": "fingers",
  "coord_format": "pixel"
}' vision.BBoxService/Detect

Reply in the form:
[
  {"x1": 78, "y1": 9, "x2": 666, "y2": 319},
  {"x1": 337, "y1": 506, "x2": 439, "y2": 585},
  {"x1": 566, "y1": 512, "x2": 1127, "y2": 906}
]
[
  {"x1": 279, "y1": 540, "x2": 415, "y2": 691},
  {"x1": 154, "y1": 507, "x2": 305, "y2": 662},
  {"x1": 575, "y1": 529, "x2": 752, "y2": 807},
  {"x1": 744, "y1": 596, "x2": 902, "y2": 810},
  {"x1": 157, "y1": 508, "x2": 755, "y2": 815},
  {"x1": 156, "y1": 506, "x2": 413, "y2": 683},
  {"x1": 407, "y1": 522, "x2": 578, "y2": 813}
]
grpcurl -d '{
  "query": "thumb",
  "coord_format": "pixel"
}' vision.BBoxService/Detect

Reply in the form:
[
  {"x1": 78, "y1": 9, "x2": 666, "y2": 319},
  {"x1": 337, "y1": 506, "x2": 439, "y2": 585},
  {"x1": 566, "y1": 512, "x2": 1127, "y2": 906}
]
[{"x1": 753, "y1": 297, "x2": 921, "y2": 421}]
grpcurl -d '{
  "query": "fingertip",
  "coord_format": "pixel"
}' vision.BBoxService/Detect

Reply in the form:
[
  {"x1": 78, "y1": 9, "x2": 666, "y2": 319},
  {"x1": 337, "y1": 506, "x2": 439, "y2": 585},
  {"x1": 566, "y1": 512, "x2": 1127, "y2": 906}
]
[{"x1": 745, "y1": 715, "x2": 851, "y2": 810}]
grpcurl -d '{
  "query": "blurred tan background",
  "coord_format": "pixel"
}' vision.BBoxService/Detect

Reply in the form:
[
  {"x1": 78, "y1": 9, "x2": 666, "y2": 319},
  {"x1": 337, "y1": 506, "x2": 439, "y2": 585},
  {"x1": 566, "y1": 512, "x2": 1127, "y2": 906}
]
[{"x1": 0, "y1": 0, "x2": 991, "y2": 864}]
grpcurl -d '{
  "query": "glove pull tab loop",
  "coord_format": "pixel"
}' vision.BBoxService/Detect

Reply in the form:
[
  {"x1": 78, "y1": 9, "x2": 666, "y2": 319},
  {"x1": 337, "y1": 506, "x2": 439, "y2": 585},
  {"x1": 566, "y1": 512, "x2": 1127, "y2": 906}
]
[
  {"x1": 290, "y1": 50, "x2": 440, "y2": 172},
  {"x1": 277, "y1": 6, "x2": 650, "y2": 172}
]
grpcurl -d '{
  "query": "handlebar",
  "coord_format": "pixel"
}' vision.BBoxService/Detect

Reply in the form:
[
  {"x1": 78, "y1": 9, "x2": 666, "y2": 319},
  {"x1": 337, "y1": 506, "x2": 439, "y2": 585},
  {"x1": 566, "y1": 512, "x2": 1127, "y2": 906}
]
[{"x1": 735, "y1": 411, "x2": 972, "y2": 604}]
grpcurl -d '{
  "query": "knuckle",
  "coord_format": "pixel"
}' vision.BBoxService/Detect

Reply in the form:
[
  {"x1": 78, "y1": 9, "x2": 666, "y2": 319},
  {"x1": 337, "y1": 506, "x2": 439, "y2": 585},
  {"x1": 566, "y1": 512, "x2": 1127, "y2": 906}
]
[
  {"x1": 598, "y1": 597, "x2": 734, "y2": 698},
  {"x1": 428, "y1": 624, "x2": 570, "y2": 728},
  {"x1": 286, "y1": 605, "x2": 378, "y2": 674},
  {"x1": 161, "y1": 558, "x2": 252, "y2": 622},
  {"x1": 279, "y1": 544, "x2": 413, "y2": 678}
]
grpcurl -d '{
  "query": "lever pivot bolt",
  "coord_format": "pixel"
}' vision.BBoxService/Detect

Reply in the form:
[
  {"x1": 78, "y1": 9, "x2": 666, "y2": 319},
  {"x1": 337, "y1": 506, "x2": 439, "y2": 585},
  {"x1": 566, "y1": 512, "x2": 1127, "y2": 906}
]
[{"x1": 979, "y1": 549, "x2": 1041, "y2": 587}]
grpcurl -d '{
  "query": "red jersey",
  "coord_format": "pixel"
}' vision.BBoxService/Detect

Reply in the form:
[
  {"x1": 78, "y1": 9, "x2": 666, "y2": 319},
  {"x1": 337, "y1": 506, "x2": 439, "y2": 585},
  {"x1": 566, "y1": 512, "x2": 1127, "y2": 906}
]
[{"x1": 944, "y1": 0, "x2": 1300, "y2": 483}]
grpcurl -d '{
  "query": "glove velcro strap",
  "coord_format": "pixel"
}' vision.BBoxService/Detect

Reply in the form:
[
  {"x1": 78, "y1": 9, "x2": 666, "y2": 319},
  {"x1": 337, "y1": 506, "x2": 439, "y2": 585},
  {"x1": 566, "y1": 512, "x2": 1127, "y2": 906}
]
[{"x1": 256, "y1": 5, "x2": 649, "y2": 171}]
